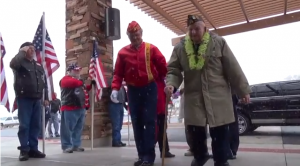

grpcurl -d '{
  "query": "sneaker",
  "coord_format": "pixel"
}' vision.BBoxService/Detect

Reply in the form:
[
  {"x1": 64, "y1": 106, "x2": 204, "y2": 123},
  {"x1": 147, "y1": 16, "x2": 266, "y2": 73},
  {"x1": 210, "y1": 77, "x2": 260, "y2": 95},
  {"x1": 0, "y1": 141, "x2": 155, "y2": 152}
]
[
  {"x1": 134, "y1": 159, "x2": 143, "y2": 166},
  {"x1": 73, "y1": 147, "x2": 84, "y2": 152},
  {"x1": 55, "y1": 134, "x2": 60, "y2": 137},
  {"x1": 63, "y1": 148, "x2": 73, "y2": 153},
  {"x1": 19, "y1": 151, "x2": 29, "y2": 161},
  {"x1": 184, "y1": 150, "x2": 193, "y2": 156},
  {"x1": 28, "y1": 150, "x2": 46, "y2": 158}
]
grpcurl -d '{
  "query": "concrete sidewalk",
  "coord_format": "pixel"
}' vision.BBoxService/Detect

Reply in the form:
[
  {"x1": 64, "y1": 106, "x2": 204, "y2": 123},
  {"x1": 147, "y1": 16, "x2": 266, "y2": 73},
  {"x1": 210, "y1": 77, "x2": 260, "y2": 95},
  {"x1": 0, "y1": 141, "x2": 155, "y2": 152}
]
[
  {"x1": 1, "y1": 138, "x2": 300, "y2": 166},
  {"x1": 1, "y1": 145, "x2": 299, "y2": 166}
]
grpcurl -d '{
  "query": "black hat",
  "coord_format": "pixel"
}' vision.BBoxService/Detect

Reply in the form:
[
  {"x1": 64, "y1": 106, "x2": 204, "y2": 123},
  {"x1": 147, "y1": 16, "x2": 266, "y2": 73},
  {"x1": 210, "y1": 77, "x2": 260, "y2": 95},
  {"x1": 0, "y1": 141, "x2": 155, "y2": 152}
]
[
  {"x1": 187, "y1": 15, "x2": 204, "y2": 26},
  {"x1": 20, "y1": 42, "x2": 33, "y2": 49},
  {"x1": 67, "y1": 63, "x2": 82, "y2": 71}
]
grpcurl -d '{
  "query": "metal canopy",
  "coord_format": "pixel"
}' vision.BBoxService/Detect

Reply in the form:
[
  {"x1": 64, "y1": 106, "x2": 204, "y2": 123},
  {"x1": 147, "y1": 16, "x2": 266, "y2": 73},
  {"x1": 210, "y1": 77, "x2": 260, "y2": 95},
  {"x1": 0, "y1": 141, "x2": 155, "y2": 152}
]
[{"x1": 126, "y1": 0, "x2": 300, "y2": 37}]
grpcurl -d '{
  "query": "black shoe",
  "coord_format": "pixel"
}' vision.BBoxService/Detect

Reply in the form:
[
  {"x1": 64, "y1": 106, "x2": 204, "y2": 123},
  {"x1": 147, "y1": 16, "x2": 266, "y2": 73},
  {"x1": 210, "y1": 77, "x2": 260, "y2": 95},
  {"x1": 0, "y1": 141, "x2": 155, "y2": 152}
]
[
  {"x1": 19, "y1": 151, "x2": 29, "y2": 161},
  {"x1": 28, "y1": 150, "x2": 46, "y2": 158},
  {"x1": 134, "y1": 159, "x2": 143, "y2": 166},
  {"x1": 160, "y1": 151, "x2": 175, "y2": 158},
  {"x1": 55, "y1": 134, "x2": 60, "y2": 137},
  {"x1": 228, "y1": 155, "x2": 236, "y2": 160},
  {"x1": 191, "y1": 156, "x2": 210, "y2": 166},
  {"x1": 63, "y1": 148, "x2": 73, "y2": 153},
  {"x1": 214, "y1": 161, "x2": 230, "y2": 166},
  {"x1": 112, "y1": 143, "x2": 124, "y2": 147},
  {"x1": 140, "y1": 161, "x2": 154, "y2": 166},
  {"x1": 120, "y1": 142, "x2": 127, "y2": 146},
  {"x1": 207, "y1": 153, "x2": 213, "y2": 158},
  {"x1": 73, "y1": 147, "x2": 84, "y2": 152}
]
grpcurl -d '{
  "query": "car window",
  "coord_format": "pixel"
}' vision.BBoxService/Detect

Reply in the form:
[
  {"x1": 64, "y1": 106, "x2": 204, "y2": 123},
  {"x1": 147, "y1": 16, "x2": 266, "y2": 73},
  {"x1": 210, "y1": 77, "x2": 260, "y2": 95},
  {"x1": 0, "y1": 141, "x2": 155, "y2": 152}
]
[
  {"x1": 249, "y1": 86, "x2": 256, "y2": 97},
  {"x1": 255, "y1": 83, "x2": 281, "y2": 97},
  {"x1": 13, "y1": 116, "x2": 18, "y2": 120},
  {"x1": 281, "y1": 81, "x2": 300, "y2": 95},
  {"x1": 6, "y1": 117, "x2": 12, "y2": 121},
  {"x1": 0, "y1": 117, "x2": 7, "y2": 120}
]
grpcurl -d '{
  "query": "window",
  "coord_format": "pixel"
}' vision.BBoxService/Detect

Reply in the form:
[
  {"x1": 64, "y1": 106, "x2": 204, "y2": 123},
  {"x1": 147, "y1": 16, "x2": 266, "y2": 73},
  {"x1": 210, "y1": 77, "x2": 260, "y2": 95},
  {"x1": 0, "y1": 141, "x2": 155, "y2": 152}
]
[
  {"x1": 13, "y1": 117, "x2": 18, "y2": 120},
  {"x1": 249, "y1": 86, "x2": 256, "y2": 98},
  {"x1": 281, "y1": 81, "x2": 300, "y2": 95},
  {"x1": 6, "y1": 117, "x2": 12, "y2": 121},
  {"x1": 255, "y1": 83, "x2": 281, "y2": 97}
]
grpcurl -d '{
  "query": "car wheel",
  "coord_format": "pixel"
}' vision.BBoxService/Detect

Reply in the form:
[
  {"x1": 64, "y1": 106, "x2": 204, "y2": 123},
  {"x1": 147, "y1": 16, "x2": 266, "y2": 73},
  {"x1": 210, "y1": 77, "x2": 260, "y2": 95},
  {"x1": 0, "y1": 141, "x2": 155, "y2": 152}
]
[{"x1": 237, "y1": 112, "x2": 250, "y2": 135}]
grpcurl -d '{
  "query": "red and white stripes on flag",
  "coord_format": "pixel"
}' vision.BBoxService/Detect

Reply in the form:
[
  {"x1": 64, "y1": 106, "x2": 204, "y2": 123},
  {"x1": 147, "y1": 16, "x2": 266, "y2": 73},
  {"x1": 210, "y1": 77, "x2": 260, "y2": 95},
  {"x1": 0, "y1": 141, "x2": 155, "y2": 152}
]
[
  {"x1": 0, "y1": 32, "x2": 10, "y2": 112},
  {"x1": 88, "y1": 40, "x2": 107, "y2": 101},
  {"x1": 12, "y1": 14, "x2": 60, "y2": 112}
]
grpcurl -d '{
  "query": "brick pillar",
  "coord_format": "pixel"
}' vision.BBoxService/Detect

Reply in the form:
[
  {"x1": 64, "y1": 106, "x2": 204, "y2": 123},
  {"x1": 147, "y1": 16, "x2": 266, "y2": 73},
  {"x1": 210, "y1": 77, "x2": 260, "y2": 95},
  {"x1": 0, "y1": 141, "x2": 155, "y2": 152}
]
[{"x1": 65, "y1": 0, "x2": 113, "y2": 147}]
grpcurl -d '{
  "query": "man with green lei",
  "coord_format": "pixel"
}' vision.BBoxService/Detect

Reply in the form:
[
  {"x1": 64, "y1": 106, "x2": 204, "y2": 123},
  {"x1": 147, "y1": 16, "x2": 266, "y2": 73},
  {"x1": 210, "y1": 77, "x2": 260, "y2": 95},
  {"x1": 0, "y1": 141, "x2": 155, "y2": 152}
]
[{"x1": 164, "y1": 15, "x2": 251, "y2": 166}]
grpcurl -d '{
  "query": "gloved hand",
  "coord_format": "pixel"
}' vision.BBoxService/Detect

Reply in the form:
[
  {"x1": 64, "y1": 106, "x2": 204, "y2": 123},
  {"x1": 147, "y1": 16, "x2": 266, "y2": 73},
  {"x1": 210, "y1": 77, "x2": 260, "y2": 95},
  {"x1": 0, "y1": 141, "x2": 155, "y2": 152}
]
[{"x1": 110, "y1": 90, "x2": 119, "y2": 103}]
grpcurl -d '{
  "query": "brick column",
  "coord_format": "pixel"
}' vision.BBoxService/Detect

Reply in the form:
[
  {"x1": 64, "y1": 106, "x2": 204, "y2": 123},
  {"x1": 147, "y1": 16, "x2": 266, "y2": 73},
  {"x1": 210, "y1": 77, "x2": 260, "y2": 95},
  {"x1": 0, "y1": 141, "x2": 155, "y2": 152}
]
[{"x1": 65, "y1": 0, "x2": 113, "y2": 147}]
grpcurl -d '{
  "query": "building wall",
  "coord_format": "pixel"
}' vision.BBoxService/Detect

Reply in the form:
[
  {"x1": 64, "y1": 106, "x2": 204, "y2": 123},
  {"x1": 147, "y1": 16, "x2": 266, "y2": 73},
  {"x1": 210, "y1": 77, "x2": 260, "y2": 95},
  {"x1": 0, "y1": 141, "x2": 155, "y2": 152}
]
[{"x1": 65, "y1": 0, "x2": 113, "y2": 146}]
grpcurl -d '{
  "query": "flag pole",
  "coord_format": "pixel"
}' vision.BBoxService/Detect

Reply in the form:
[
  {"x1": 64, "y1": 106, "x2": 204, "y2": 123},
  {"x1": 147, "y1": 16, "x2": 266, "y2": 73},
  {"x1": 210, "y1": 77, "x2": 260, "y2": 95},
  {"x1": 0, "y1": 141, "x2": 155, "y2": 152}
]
[
  {"x1": 90, "y1": 37, "x2": 96, "y2": 150},
  {"x1": 41, "y1": 12, "x2": 46, "y2": 153}
]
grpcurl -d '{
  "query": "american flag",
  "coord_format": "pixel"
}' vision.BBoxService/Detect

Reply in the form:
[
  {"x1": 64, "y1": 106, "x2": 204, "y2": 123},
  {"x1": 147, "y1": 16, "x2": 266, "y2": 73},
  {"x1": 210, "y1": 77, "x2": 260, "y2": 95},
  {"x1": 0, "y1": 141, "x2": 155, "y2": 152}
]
[
  {"x1": 88, "y1": 40, "x2": 107, "y2": 101},
  {"x1": 12, "y1": 15, "x2": 59, "y2": 112},
  {"x1": 0, "y1": 32, "x2": 10, "y2": 112}
]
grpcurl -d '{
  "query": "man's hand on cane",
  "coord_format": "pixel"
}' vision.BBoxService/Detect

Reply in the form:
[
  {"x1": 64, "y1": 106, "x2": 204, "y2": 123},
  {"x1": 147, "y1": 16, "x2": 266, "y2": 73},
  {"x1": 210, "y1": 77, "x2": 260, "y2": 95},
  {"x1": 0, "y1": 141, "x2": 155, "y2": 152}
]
[{"x1": 164, "y1": 85, "x2": 174, "y2": 96}]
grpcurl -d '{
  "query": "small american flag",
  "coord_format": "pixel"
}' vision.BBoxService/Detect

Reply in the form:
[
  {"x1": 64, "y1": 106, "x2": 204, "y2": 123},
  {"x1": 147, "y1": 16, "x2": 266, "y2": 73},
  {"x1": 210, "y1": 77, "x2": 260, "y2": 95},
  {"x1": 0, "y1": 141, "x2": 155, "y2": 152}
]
[
  {"x1": 12, "y1": 15, "x2": 60, "y2": 112},
  {"x1": 88, "y1": 40, "x2": 107, "y2": 101},
  {"x1": 0, "y1": 32, "x2": 10, "y2": 112}
]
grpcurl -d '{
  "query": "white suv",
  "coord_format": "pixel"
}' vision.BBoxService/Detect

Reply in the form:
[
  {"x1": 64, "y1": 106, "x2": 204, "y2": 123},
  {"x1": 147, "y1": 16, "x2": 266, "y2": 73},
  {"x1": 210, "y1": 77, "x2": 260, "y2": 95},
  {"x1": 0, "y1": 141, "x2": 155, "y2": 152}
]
[{"x1": 0, "y1": 116, "x2": 19, "y2": 128}]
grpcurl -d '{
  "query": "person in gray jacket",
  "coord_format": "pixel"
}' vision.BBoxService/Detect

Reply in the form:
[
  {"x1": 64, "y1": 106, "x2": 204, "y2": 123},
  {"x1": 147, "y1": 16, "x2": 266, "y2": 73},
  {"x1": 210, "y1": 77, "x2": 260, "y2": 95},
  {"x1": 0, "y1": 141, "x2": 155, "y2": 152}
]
[{"x1": 109, "y1": 81, "x2": 128, "y2": 147}]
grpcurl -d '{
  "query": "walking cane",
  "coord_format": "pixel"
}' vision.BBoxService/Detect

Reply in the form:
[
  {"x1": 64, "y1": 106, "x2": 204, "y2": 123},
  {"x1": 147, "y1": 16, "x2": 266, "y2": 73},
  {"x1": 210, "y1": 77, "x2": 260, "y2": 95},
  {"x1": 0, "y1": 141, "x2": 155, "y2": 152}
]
[
  {"x1": 161, "y1": 94, "x2": 170, "y2": 166},
  {"x1": 91, "y1": 84, "x2": 95, "y2": 150},
  {"x1": 127, "y1": 112, "x2": 130, "y2": 146},
  {"x1": 42, "y1": 89, "x2": 45, "y2": 153}
]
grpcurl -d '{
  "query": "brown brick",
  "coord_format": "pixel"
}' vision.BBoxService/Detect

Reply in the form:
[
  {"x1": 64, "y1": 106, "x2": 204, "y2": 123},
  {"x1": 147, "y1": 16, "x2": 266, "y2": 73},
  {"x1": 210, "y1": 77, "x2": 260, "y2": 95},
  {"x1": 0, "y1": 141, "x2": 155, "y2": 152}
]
[
  {"x1": 66, "y1": 40, "x2": 74, "y2": 50},
  {"x1": 67, "y1": 22, "x2": 87, "y2": 32}
]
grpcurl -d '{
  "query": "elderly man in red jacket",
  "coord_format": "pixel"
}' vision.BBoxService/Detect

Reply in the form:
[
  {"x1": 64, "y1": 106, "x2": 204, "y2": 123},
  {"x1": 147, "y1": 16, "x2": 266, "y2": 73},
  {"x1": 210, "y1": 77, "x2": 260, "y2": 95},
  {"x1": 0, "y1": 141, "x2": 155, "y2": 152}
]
[
  {"x1": 59, "y1": 63, "x2": 92, "y2": 153},
  {"x1": 111, "y1": 21, "x2": 167, "y2": 166},
  {"x1": 155, "y1": 78, "x2": 175, "y2": 158}
]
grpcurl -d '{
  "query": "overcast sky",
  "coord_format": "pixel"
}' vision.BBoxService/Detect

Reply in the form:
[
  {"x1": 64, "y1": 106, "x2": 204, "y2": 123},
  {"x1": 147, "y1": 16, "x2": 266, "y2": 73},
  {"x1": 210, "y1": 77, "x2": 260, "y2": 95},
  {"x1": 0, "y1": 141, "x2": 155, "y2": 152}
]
[{"x1": 1, "y1": 0, "x2": 300, "y2": 114}]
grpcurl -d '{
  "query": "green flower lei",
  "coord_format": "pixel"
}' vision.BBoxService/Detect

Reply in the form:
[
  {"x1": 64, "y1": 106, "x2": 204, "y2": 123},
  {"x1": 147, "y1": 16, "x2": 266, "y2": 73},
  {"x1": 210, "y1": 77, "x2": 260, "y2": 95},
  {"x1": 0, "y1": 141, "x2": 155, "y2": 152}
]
[{"x1": 184, "y1": 32, "x2": 210, "y2": 70}]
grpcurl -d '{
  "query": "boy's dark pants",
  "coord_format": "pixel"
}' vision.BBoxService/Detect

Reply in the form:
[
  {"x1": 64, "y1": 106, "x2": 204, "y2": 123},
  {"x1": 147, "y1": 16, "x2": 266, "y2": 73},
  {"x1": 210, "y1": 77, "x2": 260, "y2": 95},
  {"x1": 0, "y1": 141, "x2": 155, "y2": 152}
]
[
  {"x1": 127, "y1": 82, "x2": 157, "y2": 163},
  {"x1": 17, "y1": 98, "x2": 42, "y2": 152}
]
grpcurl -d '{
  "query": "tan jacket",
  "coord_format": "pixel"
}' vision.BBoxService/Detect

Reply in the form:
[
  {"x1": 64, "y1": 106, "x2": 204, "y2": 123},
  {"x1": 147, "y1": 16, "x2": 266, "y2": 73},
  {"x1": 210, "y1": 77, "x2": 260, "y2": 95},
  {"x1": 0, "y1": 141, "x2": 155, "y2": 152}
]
[{"x1": 166, "y1": 33, "x2": 251, "y2": 127}]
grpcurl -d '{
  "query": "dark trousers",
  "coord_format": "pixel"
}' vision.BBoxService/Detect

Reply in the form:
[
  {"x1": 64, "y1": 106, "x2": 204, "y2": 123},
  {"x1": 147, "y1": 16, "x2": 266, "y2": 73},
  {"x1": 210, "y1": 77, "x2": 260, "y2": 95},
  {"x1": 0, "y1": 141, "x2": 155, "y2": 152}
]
[
  {"x1": 17, "y1": 98, "x2": 42, "y2": 151},
  {"x1": 127, "y1": 82, "x2": 157, "y2": 163},
  {"x1": 188, "y1": 124, "x2": 229, "y2": 163},
  {"x1": 156, "y1": 114, "x2": 170, "y2": 153},
  {"x1": 108, "y1": 102, "x2": 124, "y2": 144},
  {"x1": 228, "y1": 96, "x2": 240, "y2": 155}
]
